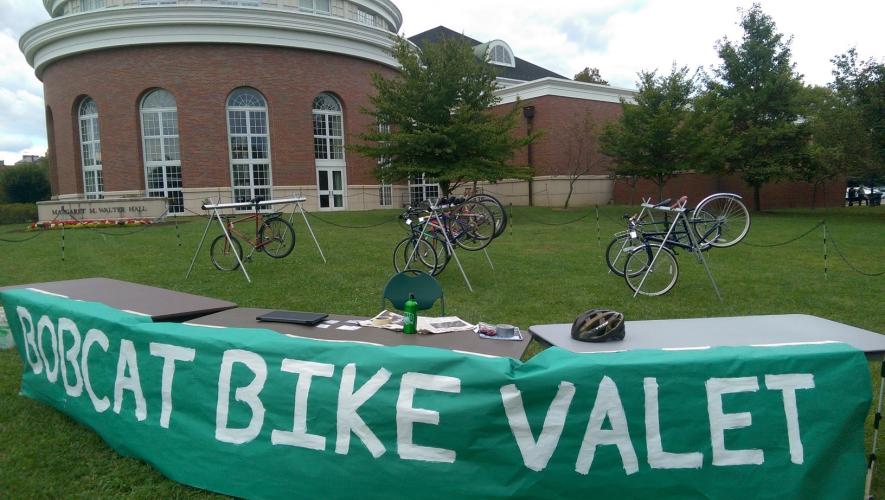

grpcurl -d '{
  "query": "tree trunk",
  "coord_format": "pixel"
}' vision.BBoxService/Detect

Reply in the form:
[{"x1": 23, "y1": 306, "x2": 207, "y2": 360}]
[
  {"x1": 439, "y1": 180, "x2": 450, "y2": 198},
  {"x1": 564, "y1": 181, "x2": 575, "y2": 209},
  {"x1": 753, "y1": 185, "x2": 762, "y2": 212}
]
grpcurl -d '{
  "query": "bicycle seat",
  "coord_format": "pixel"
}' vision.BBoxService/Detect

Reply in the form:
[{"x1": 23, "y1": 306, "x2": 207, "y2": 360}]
[{"x1": 654, "y1": 198, "x2": 672, "y2": 208}]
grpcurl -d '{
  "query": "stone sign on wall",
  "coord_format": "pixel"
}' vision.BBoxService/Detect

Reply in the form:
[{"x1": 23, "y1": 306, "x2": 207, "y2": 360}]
[{"x1": 36, "y1": 197, "x2": 169, "y2": 222}]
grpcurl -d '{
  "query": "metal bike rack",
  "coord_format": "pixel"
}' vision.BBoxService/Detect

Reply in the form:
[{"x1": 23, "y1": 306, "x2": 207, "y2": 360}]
[
  {"x1": 185, "y1": 196, "x2": 325, "y2": 283},
  {"x1": 632, "y1": 200, "x2": 722, "y2": 300},
  {"x1": 403, "y1": 200, "x2": 482, "y2": 293}
]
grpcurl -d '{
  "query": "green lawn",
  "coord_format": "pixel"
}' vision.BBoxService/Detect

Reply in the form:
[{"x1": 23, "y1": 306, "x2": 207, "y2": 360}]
[{"x1": 1, "y1": 204, "x2": 883, "y2": 496}]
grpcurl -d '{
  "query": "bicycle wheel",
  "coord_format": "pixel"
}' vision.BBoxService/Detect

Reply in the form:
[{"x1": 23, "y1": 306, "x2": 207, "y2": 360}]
[
  {"x1": 467, "y1": 193, "x2": 508, "y2": 238},
  {"x1": 452, "y1": 201, "x2": 496, "y2": 251},
  {"x1": 258, "y1": 217, "x2": 296, "y2": 258},
  {"x1": 605, "y1": 233, "x2": 642, "y2": 276},
  {"x1": 687, "y1": 209, "x2": 719, "y2": 251},
  {"x1": 691, "y1": 195, "x2": 750, "y2": 248},
  {"x1": 393, "y1": 237, "x2": 440, "y2": 275},
  {"x1": 623, "y1": 243, "x2": 679, "y2": 296},
  {"x1": 427, "y1": 232, "x2": 452, "y2": 270},
  {"x1": 210, "y1": 235, "x2": 244, "y2": 271}
]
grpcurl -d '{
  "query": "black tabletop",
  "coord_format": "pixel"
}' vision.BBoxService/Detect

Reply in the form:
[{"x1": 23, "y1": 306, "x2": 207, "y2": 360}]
[
  {"x1": 190, "y1": 307, "x2": 532, "y2": 359},
  {"x1": 0, "y1": 277, "x2": 237, "y2": 322}
]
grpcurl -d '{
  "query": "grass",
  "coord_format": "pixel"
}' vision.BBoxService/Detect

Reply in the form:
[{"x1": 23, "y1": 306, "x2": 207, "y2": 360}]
[{"x1": 1, "y1": 204, "x2": 883, "y2": 496}]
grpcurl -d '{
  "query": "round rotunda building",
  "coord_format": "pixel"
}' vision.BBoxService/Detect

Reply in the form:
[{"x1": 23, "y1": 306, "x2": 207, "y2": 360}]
[{"x1": 21, "y1": 0, "x2": 404, "y2": 213}]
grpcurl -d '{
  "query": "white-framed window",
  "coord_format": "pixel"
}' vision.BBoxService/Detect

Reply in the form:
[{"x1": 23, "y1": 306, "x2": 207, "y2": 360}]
[
  {"x1": 227, "y1": 88, "x2": 272, "y2": 211},
  {"x1": 356, "y1": 8, "x2": 376, "y2": 26},
  {"x1": 313, "y1": 93, "x2": 344, "y2": 164},
  {"x1": 378, "y1": 122, "x2": 392, "y2": 207},
  {"x1": 409, "y1": 173, "x2": 439, "y2": 206},
  {"x1": 487, "y1": 41, "x2": 515, "y2": 67},
  {"x1": 140, "y1": 89, "x2": 183, "y2": 214},
  {"x1": 299, "y1": 0, "x2": 330, "y2": 14},
  {"x1": 78, "y1": 97, "x2": 103, "y2": 200}
]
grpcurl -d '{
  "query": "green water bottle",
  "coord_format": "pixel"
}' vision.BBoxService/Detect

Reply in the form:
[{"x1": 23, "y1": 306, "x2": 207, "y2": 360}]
[{"x1": 403, "y1": 294, "x2": 418, "y2": 334}]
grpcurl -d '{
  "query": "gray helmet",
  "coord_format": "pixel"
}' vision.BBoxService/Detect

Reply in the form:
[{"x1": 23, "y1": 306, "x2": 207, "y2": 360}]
[{"x1": 571, "y1": 309, "x2": 625, "y2": 342}]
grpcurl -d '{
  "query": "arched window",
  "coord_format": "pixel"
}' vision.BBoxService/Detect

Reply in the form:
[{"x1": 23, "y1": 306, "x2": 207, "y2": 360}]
[
  {"x1": 312, "y1": 93, "x2": 346, "y2": 210},
  {"x1": 140, "y1": 89, "x2": 183, "y2": 214},
  {"x1": 78, "y1": 97, "x2": 103, "y2": 199},
  {"x1": 487, "y1": 41, "x2": 515, "y2": 67},
  {"x1": 227, "y1": 88, "x2": 272, "y2": 210}
]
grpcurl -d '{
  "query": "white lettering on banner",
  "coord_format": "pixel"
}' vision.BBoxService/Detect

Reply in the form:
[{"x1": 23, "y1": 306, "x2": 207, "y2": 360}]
[
  {"x1": 707, "y1": 377, "x2": 764, "y2": 466},
  {"x1": 36, "y1": 315, "x2": 60, "y2": 383},
  {"x1": 644, "y1": 378, "x2": 703, "y2": 469},
  {"x1": 336, "y1": 363, "x2": 391, "y2": 458},
  {"x1": 396, "y1": 372, "x2": 461, "y2": 463},
  {"x1": 765, "y1": 374, "x2": 815, "y2": 465},
  {"x1": 272, "y1": 359, "x2": 335, "y2": 451},
  {"x1": 576, "y1": 376, "x2": 639, "y2": 475},
  {"x1": 58, "y1": 317, "x2": 83, "y2": 397},
  {"x1": 17, "y1": 306, "x2": 42, "y2": 374},
  {"x1": 149, "y1": 343, "x2": 196, "y2": 429},
  {"x1": 113, "y1": 339, "x2": 147, "y2": 421},
  {"x1": 82, "y1": 328, "x2": 111, "y2": 413},
  {"x1": 501, "y1": 381, "x2": 575, "y2": 472},
  {"x1": 216, "y1": 349, "x2": 267, "y2": 444}
]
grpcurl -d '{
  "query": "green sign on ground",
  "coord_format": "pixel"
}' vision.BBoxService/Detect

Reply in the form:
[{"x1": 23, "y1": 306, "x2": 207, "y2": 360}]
[{"x1": 2, "y1": 289, "x2": 871, "y2": 499}]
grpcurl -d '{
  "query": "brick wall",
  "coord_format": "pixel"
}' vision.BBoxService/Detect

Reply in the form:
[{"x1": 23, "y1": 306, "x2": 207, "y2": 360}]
[
  {"x1": 41, "y1": 43, "x2": 395, "y2": 197},
  {"x1": 612, "y1": 173, "x2": 846, "y2": 209}
]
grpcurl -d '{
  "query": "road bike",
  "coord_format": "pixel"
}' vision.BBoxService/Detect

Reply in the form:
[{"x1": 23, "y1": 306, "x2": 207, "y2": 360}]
[
  {"x1": 210, "y1": 199, "x2": 296, "y2": 271},
  {"x1": 392, "y1": 197, "x2": 496, "y2": 275},
  {"x1": 605, "y1": 193, "x2": 750, "y2": 278}
]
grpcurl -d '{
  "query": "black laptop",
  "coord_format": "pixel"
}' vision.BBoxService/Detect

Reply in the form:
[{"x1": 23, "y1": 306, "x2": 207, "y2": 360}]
[{"x1": 256, "y1": 310, "x2": 329, "y2": 326}]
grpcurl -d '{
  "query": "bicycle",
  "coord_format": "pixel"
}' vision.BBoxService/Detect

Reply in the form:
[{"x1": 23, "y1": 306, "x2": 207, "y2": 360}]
[
  {"x1": 617, "y1": 194, "x2": 750, "y2": 296},
  {"x1": 605, "y1": 193, "x2": 750, "y2": 277},
  {"x1": 392, "y1": 197, "x2": 496, "y2": 275},
  {"x1": 210, "y1": 198, "x2": 296, "y2": 271}
]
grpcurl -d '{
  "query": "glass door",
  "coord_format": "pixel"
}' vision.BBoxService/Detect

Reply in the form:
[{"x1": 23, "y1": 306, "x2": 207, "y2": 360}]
[{"x1": 317, "y1": 167, "x2": 346, "y2": 210}]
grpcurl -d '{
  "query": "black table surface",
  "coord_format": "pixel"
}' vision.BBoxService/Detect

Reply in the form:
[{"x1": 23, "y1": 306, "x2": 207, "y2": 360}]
[
  {"x1": 0, "y1": 277, "x2": 237, "y2": 322},
  {"x1": 189, "y1": 307, "x2": 532, "y2": 359},
  {"x1": 530, "y1": 314, "x2": 885, "y2": 358}
]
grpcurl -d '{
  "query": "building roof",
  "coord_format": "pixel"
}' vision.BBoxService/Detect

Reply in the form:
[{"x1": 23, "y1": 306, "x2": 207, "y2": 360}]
[{"x1": 408, "y1": 26, "x2": 567, "y2": 82}]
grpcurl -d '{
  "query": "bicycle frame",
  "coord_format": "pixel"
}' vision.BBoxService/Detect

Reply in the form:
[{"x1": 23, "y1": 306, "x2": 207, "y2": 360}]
[{"x1": 222, "y1": 211, "x2": 282, "y2": 254}]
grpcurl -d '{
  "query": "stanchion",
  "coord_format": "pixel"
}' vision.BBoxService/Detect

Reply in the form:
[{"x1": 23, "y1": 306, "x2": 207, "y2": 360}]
[
  {"x1": 595, "y1": 205, "x2": 601, "y2": 250},
  {"x1": 865, "y1": 357, "x2": 884, "y2": 499},
  {"x1": 823, "y1": 222, "x2": 829, "y2": 280},
  {"x1": 61, "y1": 224, "x2": 65, "y2": 261},
  {"x1": 174, "y1": 216, "x2": 182, "y2": 247}
]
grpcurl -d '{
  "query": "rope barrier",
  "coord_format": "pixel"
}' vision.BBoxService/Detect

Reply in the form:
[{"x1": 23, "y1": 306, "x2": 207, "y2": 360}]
[
  {"x1": 305, "y1": 211, "x2": 398, "y2": 229},
  {"x1": 828, "y1": 230, "x2": 885, "y2": 277},
  {"x1": 517, "y1": 210, "x2": 595, "y2": 226},
  {"x1": 743, "y1": 221, "x2": 825, "y2": 248},
  {"x1": 0, "y1": 230, "x2": 45, "y2": 243}
]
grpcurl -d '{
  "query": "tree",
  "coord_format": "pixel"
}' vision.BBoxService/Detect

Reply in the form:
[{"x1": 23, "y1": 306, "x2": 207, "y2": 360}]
[
  {"x1": 599, "y1": 65, "x2": 713, "y2": 200},
  {"x1": 354, "y1": 37, "x2": 534, "y2": 196},
  {"x1": 830, "y1": 48, "x2": 885, "y2": 186},
  {"x1": 800, "y1": 85, "x2": 872, "y2": 207},
  {"x1": 709, "y1": 4, "x2": 809, "y2": 211},
  {"x1": 562, "y1": 111, "x2": 596, "y2": 208},
  {"x1": 0, "y1": 159, "x2": 51, "y2": 204},
  {"x1": 574, "y1": 67, "x2": 608, "y2": 85}
]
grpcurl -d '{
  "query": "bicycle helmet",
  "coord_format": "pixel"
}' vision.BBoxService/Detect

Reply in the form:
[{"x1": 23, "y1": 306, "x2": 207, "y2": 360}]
[{"x1": 571, "y1": 309, "x2": 626, "y2": 342}]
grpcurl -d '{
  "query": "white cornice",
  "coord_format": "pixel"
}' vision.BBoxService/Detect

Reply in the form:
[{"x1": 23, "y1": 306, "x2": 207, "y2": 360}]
[
  {"x1": 495, "y1": 77, "x2": 637, "y2": 105},
  {"x1": 43, "y1": 0, "x2": 403, "y2": 28},
  {"x1": 21, "y1": 6, "x2": 399, "y2": 77}
]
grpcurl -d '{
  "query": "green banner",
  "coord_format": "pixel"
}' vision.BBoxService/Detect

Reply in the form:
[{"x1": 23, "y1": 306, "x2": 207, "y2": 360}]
[{"x1": 2, "y1": 289, "x2": 872, "y2": 499}]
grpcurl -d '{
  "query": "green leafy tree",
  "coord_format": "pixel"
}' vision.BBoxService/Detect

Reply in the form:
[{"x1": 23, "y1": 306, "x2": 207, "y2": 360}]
[
  {"x1": 800, "y1": 85, "x2": 872, "y2": 207},
  {"x1": 599, "y1": 65, "x2": 715, "y2": 200},
  {"x1": 573, "y1": 67, "x2": 609, "y2": 85},
  {"x1": 830, "y1": 48, "x2": 885, "y2": 185},
  {"x1": 709, "y1": 4, "x2": 809, "y2": 211},
  {"x1": 354, "y1": 37, "x2": 534, "y2": 196},
  {"x1": 0, "y1": 158, "x2": 51, "y2": 204}
]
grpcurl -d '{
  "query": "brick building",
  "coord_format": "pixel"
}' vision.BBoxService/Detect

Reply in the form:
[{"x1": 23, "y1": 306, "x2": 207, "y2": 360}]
[{"x1": 21, "y1": 1, "x2": 644, "y2": 213}]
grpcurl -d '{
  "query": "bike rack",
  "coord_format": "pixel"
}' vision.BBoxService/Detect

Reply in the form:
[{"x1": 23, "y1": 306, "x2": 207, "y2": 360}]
[
  {"x1": 608, "y1": 197, "x2": 657, "y2": 275},
  {"x1": 633, "y1": 200, "x2": 722, "y2": 300},
  {"x1": 403, "y1": 201, "x2": 480, "y2": 293},
  {"x1": 185, "y1": 196, "x2": 325, "y2": 283}
]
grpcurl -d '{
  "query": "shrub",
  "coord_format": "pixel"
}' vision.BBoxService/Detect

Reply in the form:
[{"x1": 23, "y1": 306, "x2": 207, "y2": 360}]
[
  {"x1": 0, "y1": 162, "x2": 51, "y2": 204},
  {"x1": 0, "y1": 203, "x2": 38, "y2": 224}
]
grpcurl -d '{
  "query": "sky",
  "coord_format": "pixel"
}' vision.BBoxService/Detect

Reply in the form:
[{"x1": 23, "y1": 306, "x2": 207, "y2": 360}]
[{"x1": 1, "y1": 0, "x2": 883, "y2": 165}]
